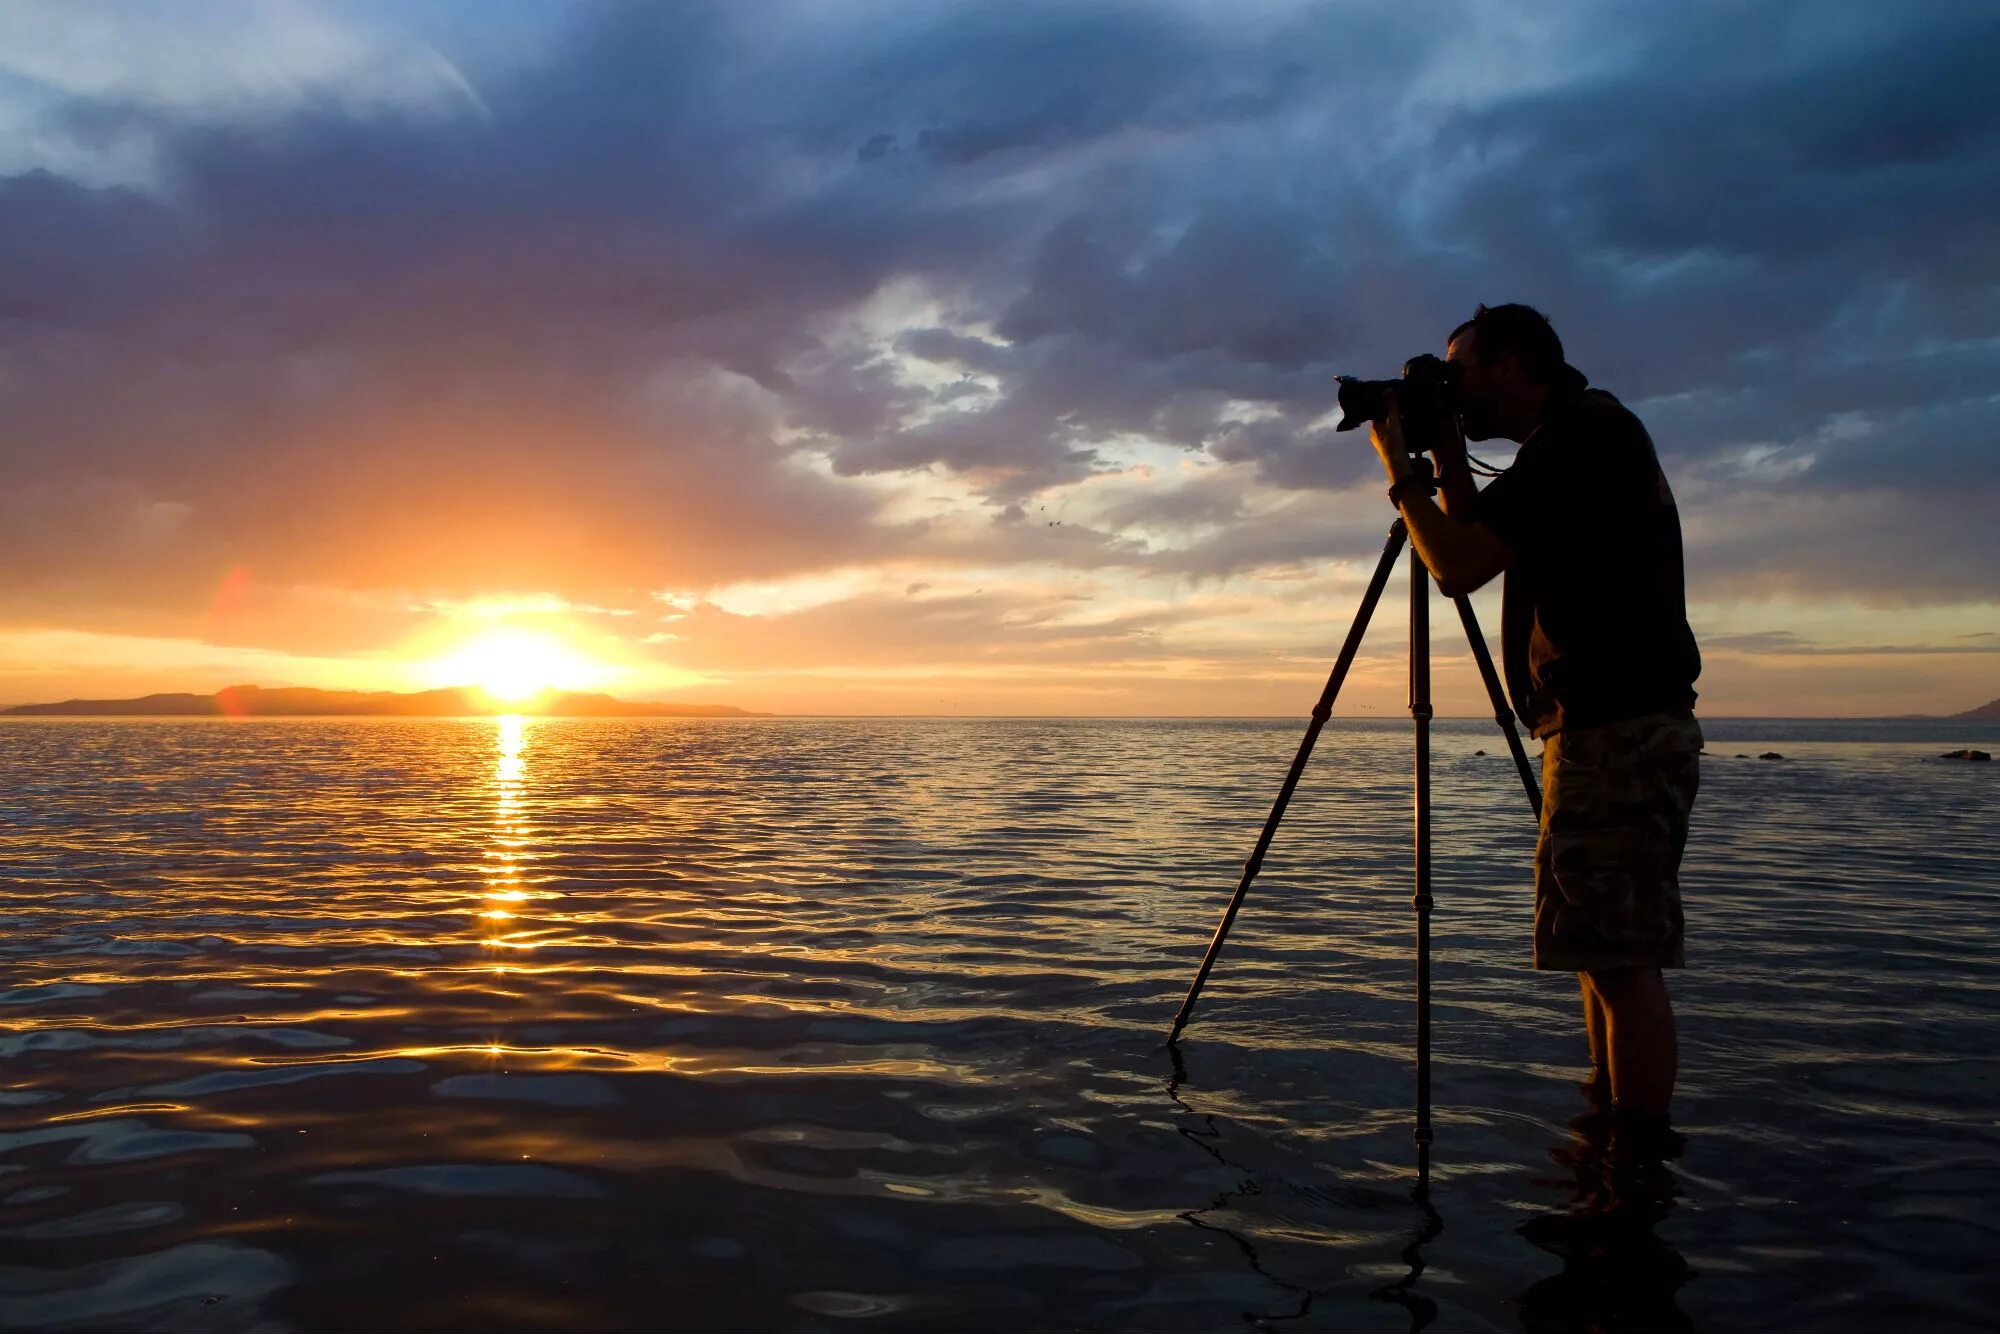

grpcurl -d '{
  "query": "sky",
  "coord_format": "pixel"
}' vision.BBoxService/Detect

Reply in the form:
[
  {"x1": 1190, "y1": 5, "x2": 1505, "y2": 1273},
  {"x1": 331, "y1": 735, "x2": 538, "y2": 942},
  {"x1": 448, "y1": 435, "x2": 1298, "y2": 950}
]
[{"x1": 1, "y1": 0, "x2": 1995, "y2": 716}]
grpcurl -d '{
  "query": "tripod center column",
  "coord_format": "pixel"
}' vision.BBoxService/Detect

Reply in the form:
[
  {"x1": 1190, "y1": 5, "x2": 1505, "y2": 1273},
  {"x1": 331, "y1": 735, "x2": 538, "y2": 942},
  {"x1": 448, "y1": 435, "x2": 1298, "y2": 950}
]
[{"x1": 1410, "y1": 540, "x2": 1435, "y2": 1146}]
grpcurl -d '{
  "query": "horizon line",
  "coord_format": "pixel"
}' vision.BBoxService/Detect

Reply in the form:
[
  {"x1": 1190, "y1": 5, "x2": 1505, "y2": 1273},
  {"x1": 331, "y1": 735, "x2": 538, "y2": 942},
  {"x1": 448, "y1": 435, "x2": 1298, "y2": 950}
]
[{"x1": 1, "y1": 711, "x2": 1986, "y2": 722}]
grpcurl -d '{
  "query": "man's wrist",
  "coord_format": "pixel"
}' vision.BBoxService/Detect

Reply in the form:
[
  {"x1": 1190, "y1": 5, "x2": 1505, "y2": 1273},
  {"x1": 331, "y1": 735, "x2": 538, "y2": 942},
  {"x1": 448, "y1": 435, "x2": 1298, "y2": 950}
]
[{"x1": 1387, "y1": 474, "x2": 1430, "y2": 507}]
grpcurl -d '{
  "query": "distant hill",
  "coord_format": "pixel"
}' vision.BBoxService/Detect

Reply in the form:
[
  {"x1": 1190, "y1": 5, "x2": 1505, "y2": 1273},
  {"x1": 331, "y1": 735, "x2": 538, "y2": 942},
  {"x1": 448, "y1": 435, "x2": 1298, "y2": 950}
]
[
  {"x1": 1950, "y1": 697, "x2": 2000, "y2": 721},
  {"x1": 3, "y1": 685, "x2": 766, "y2": 718}
]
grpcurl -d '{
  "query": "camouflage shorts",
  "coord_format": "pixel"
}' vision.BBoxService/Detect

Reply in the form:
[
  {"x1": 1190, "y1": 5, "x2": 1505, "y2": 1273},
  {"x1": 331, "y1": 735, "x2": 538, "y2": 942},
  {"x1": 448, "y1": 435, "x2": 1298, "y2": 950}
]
[{"x1": 1533, "y1": 711, "x2": 1702, "y2": 972}]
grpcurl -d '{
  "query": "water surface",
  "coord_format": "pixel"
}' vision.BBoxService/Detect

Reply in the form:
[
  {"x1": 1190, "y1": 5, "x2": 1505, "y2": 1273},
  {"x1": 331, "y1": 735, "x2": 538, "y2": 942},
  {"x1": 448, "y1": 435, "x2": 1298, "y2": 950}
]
[{"x1": 2, "y1": 717, "x2": 1996, "y2": 1330}]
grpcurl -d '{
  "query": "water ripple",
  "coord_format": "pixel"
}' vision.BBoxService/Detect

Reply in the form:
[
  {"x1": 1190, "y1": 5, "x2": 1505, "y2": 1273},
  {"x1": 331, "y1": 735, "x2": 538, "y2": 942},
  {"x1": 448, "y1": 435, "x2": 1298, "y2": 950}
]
[{"x1": 1, "y1": 715, "x2": 1995, "y2": 1330}]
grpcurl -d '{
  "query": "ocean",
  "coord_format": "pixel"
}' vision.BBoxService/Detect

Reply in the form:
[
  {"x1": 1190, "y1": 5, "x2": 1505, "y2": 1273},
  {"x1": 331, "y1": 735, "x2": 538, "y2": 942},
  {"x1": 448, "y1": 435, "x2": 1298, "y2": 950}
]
[{"x1": 2, "y1": 716, "x2": 1995, "y2": 1331}]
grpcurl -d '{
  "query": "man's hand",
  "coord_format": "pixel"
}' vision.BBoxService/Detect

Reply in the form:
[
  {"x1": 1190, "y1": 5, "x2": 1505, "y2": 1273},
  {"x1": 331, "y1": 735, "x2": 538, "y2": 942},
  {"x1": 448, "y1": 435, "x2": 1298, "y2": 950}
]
[
  {"x1": 1368, "y1": 389, "x2": 1417, "y2": 489},
  {"x1": 1426, "y1": 410, "x2": 1470, "y2": 476},
  {"x1": 1365, "y1": 387, "x2": 1514, "y2": 596},
  {"x1": 1369, "y1": 389, "x2": 1470, "y2": 486},
  {"x1": 1370, "y1": 390, "x2": 1470, "y2": 475}
]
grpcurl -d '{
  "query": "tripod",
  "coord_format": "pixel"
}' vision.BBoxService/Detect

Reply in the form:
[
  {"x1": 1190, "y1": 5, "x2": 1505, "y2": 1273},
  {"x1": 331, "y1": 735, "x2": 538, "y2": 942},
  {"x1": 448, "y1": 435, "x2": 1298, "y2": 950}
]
[{"x1": 1166, "y1": 465, "x2": 1542, "y2": 1145}]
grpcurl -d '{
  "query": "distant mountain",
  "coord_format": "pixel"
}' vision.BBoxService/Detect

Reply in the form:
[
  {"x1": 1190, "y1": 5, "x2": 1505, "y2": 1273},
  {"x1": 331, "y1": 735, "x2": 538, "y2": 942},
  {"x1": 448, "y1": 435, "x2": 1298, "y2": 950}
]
[
  {"x1": 3, "y1": 685, "x2": 766, "y2": 718},
  {"x1": 1950, "y1": 697, "x2": 2000, "y2": 721}
]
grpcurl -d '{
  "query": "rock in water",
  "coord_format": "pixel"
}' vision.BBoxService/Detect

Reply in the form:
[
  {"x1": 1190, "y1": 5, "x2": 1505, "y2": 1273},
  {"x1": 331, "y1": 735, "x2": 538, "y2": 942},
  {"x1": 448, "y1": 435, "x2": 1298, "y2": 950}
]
[
  {"x1": 1759, "y1": 752, "x2": 1785, "y2": 760},
  {"x1": 1940, "y1": 749, "x2": 1992, "y2": 761}
]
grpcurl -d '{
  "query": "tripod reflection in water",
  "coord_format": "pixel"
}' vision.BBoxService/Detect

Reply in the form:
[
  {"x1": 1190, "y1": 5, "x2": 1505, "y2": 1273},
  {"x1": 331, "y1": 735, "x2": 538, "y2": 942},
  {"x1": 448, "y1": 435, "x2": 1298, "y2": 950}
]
[
  {"x1": 1165, "y1": 1045, "x2": 1441, "y2": 1331},
  {"x1": 1367, "y1": 1143, "x2": 1442, "y2": 1331}
]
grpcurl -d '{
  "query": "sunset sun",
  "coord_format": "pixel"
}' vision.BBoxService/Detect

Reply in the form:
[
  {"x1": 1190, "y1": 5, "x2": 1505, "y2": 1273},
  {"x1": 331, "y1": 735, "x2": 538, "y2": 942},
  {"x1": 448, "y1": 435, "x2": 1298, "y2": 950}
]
[{"x1": 429, "y1": 628, "x2": 612, "y2": 703}]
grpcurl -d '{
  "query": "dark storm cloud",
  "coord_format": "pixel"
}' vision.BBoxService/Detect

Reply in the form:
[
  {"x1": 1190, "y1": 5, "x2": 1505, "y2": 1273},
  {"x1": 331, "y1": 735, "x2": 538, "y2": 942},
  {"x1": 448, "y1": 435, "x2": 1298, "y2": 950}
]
[
  {"x1": 1442, "y1": 9, "x2": 2000, "y2": 289},
  {"x1": 1420, "y1": 8, "x2": 2000, "y2": 486},
  {"x1": 0, "y1": 171, "x2": 180, "y2": 321},
  {"x1": 2, "y1": 0, "x2": 1996, "y2": 646}
]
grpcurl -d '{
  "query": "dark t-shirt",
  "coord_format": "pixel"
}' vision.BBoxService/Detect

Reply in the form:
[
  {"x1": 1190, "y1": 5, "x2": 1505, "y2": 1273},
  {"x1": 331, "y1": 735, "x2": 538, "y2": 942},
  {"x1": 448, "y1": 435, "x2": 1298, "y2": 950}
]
[{"x1": 1472, "y1": 382, "x2": 1700, "y2": 738}]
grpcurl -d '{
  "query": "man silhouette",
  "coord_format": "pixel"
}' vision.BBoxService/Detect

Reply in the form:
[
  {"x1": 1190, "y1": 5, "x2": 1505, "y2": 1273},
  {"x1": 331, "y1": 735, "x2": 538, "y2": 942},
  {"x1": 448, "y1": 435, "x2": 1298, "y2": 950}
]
[{"x1": 1366, "y1": 303, "x2": 1702, "y2": 1157}]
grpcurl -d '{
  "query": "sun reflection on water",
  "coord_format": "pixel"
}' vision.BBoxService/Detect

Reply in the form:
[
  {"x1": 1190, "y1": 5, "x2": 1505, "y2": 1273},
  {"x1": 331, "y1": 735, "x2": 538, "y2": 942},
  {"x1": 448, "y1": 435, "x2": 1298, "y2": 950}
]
[{"x1": 484, "y1": 715, "x2": 542, "y2": 963}]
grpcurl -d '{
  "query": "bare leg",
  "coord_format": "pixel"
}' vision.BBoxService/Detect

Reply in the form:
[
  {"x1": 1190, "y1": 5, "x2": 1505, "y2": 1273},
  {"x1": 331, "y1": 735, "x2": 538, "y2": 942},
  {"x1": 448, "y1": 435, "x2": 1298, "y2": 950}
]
[
  {"x1": 1580, "y1": 974, "x2": 1610, "y2": 1077},
  {"x1": 1582, "y1": 966, "x2": 1677, "y2": 1116}
]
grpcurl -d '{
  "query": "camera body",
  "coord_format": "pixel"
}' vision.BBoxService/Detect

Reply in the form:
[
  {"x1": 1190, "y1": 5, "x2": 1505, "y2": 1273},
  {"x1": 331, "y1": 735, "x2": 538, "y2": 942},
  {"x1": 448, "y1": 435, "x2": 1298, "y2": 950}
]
[{"x1": 1335, "y1": 353, "x2": 1461, "y2": 451}]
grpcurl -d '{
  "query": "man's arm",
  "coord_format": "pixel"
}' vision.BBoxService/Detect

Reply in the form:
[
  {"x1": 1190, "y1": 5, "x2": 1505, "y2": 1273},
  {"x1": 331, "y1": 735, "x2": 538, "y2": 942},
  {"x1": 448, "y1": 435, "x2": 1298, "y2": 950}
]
[
  {"x1": 1432, "y1": 448, "x2": 1479, "y2": 518},
  {"x1": 1396, "y1": 489, "x2": 1512, "y2": 598},
  {"x1": 1370, "y1": 392, "x2": 1514, "y2": 598}
]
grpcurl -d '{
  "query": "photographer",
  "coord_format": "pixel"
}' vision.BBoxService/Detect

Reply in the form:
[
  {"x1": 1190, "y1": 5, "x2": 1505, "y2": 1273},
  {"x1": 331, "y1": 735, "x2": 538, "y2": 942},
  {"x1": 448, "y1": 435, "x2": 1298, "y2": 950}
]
[{"x1": 1366, "y1": 304, "x2": 1702, "y2": 1156}]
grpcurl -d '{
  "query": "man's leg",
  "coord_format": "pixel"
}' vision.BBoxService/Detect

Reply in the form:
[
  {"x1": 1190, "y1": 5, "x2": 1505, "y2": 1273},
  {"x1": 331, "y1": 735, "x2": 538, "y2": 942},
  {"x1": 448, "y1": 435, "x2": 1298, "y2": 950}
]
[
  {"x1": 1582, "y1": 965, "x2": 1676, "y2": 1116},
  {"x1": 1580, "y1": 974, "x2": 1610, "y2": 1089}
]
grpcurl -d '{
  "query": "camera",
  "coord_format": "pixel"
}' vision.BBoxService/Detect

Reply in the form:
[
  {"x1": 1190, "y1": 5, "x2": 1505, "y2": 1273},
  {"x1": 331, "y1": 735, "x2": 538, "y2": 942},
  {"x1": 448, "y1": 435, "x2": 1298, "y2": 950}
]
[{"x1": 1334, "y1": 353, "x2": 1461, "y2": 449}]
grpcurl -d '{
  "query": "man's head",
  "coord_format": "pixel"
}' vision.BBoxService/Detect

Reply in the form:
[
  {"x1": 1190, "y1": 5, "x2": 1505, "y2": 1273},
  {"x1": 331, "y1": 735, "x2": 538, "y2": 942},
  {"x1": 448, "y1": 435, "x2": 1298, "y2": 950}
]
[{"x1": 1446, "y1": 303, "x2": 1570, "y2": 442}]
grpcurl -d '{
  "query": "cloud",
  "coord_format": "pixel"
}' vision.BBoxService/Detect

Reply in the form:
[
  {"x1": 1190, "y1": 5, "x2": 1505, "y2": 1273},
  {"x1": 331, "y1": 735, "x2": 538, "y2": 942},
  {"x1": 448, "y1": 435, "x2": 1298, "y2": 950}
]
[
  {"x1": 0, "y1": 0, "x2": 1993, "y2": 707},
  {"x1": 1705, "y1": 630, "x2": 2000, "y2": 657}
]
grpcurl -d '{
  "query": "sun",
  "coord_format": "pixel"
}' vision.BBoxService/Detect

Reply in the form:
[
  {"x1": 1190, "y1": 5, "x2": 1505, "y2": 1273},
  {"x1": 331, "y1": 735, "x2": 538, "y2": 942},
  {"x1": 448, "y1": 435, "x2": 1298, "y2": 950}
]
[{"x1": 429, "y1": 627, "x2": 612, "y2": 704}]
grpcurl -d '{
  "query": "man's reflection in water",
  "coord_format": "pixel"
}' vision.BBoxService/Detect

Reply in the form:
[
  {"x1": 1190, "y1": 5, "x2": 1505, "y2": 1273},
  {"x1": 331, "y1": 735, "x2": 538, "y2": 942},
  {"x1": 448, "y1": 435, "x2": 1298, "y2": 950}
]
[{"x1": 1514, "y1": 1090, "x2": 1694, "y2": 1333}]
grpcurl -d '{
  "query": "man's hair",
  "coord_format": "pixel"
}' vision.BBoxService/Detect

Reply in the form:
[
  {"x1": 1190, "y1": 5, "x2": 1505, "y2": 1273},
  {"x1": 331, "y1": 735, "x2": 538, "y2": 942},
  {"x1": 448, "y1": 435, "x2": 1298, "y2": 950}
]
[{"x1": 1448, "y1": 303, "x2": 1567, "y2": 384}]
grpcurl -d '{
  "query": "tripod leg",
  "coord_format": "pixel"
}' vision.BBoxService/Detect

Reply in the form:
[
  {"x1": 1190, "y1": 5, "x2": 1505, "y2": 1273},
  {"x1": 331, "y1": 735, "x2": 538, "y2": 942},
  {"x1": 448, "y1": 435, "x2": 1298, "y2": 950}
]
[
  {"x1": 1410, "y1": 549, "x2": 1434, "y2": 1146},
  {"x1": 1451, "y1": 596, "x2": 1541, "y2": 819},
  {"x1": 1167, "y1": 520, "x2": 1409, "y2": 1044}
]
